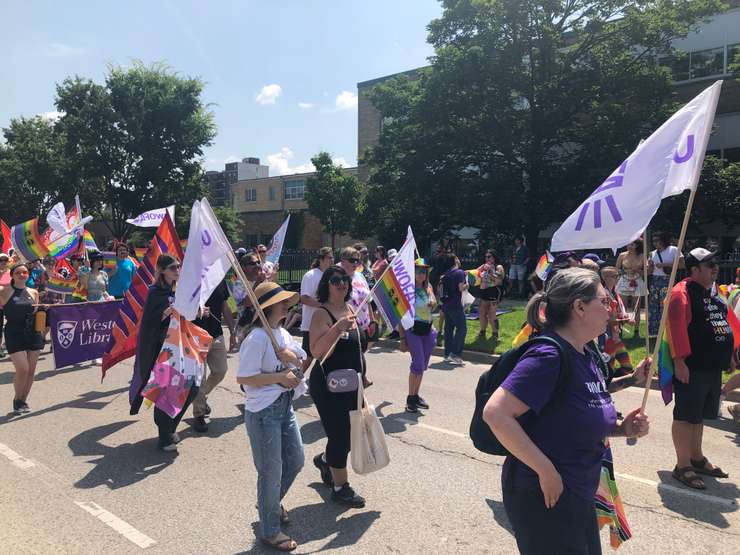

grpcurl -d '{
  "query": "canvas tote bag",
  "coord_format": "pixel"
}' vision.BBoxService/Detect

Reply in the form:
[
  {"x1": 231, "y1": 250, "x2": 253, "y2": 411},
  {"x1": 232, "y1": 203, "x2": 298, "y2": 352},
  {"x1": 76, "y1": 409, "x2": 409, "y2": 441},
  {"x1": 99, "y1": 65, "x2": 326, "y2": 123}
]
[{"x1": 349, "y1": 379, "x2": 390, "y2": 475}]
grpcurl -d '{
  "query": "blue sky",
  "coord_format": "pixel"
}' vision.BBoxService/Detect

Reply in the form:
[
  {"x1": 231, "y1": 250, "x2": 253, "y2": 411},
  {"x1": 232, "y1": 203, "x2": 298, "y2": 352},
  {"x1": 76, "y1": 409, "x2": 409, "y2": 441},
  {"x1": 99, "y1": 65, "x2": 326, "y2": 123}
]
[{"x1": 1, "y1": 0, "x2": 441, "y2": 175}]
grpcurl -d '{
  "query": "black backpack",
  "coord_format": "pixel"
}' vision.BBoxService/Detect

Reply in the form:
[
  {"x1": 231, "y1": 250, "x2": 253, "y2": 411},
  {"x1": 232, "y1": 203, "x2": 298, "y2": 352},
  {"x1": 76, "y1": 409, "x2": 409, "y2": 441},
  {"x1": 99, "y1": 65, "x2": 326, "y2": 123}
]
[{"x1": 469, "y1": 335, "x2": 570, "y2": 456}]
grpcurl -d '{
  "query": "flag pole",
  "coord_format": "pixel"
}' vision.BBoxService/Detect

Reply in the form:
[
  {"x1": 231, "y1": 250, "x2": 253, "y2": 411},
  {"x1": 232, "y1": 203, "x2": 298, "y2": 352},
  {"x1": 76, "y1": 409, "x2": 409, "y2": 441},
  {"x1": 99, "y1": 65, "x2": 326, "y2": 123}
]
[{"x1": 642, "y1": 229, "x2": 650, "y2": 356}]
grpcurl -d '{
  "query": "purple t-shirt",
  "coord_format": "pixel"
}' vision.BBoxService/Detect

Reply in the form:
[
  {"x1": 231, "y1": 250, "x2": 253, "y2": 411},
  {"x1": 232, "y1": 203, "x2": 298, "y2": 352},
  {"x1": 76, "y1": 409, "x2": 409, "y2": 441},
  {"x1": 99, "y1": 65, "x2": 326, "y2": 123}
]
[
  {"x1": 500, "y1": 334, "x2": 617, "y2": 500},
  {"x1": 441, "y1": 268, "x2": 465, "y2": 310}
]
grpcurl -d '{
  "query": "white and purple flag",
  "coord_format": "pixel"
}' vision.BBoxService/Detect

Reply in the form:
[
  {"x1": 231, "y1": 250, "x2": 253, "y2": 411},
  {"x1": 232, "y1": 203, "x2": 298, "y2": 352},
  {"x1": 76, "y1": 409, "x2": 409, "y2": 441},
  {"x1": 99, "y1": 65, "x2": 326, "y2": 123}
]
[{"x1": 551, "y1": 80, "x2": 722, "y2": 252}]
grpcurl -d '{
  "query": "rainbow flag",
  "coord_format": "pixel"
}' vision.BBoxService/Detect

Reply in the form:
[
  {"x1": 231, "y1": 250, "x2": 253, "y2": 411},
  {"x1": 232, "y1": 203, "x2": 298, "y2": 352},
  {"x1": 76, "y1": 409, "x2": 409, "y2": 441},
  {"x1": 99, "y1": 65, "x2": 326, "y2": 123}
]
[
  {"x1": 466, "y1": 268, "x2": 483, "y2": 287},
  {"x1": 102, "y1": 213, "x2": 183, "y2": 377},
  {"x1": 47, "y1": 230, "x2": 82, "y2": 259},
  {"x1": 595, "y1": 442, "x2": 632, "y2": 549},
  {"x1": 535, "y1": 252, "x2": 554, "y2": 281},
  {"x1": 46, "y1": 273, "x2": 79, "y2": 295},
  {"x1": 657, "y1": 325, "x2": 677, "y2": 405},
  {"x1": 10, "y1": 218, "x2": 49, "y2": 261},
  {"x1": 83, "y1": 230, "x2": 98, "y2": 251},
  {"x1": 371, "y1": 235, "x2": 417, "y2": 330}
]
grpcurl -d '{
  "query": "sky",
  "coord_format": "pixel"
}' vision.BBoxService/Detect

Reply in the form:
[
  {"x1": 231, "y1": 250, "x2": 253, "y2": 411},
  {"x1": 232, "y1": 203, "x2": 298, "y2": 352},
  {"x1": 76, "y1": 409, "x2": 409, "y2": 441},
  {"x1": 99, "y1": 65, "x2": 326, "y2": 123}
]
[{"x1": 0, "y1": 0, "x2": 441, "y2": 176}]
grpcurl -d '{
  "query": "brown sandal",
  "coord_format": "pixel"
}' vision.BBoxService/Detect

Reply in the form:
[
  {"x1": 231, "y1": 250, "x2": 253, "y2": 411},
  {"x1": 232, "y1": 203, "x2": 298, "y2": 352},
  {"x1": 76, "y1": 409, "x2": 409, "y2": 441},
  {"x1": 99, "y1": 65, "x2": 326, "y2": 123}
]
[
  {"x1": 261, "y1": 536, "x2": 297, "y2": 552},
  {"x1": 672, "y1": 466, "x2": 706, "y2": 489},
  {"x1": 691, "y1": 457, "x2": 729, "y2": 478}
]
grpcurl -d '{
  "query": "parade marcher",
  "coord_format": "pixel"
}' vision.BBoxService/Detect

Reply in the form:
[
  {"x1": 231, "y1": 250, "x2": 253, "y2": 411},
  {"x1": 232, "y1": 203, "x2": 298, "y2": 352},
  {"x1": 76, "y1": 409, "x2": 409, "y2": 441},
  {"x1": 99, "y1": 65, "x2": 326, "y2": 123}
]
[
  {"x1": 309, "y1": 265, "x2": 367, "y2": 508},
  {"x1": 236, "y1": 282, "x2": 306, "y2": 552},
  {"x1": 299, "y1": 247, "x2": 333, "y2": 373},
  {"x1": 509, "y1": 236, "x2": 530, "y2": 299},
  {"x1": 1, "y1": 263, "x2": 44, "y2": 414},
  {"x1": 648, "y1": 232, "x2": 684, "y2": 337},
  {"x1": 440, "y1": 253, "x2": 468, "y2": 365},
  {"x1": 600, "y1": 266, "x2": 633, "y2": 376},
  {"x1": 354, "y1": 242, "x2": 375, "y2": 288},
  {"x1": 483, "y1": 268, "x2": 650, "y2": 555},
  {"x1": 616, "y1": 240, "x2": 647, "y2": 337},
  {"x1": 131, "y1": 254, "x2": 196, "y2": 452},
  {"x1": 398, "y1": 258, "x2": 437, "y2": 412},
  {"x1": 371, "y1": 246, "x2": 388, "y2": 283},
  {"x1": 236, "y1": 251, "x2": 267, "y2": 342},
  {"x1": 477, "y1": 250, "x2": 505, "y2": 342},
  {"x1": 0, "y1": 253, "x2": 11, "y2": 357},
  {"x1": 82, "y1": 251, "x2": 110, "y2": 302},
  {"x1": 191, "y1": 278, "x2": 237, "y2": 433},
  {"x1": 668, "y1": 248, "x2": 734, "y2": 490},
  {"x1": 108, "y1": 244, "x2": 137, "y2": 299}
]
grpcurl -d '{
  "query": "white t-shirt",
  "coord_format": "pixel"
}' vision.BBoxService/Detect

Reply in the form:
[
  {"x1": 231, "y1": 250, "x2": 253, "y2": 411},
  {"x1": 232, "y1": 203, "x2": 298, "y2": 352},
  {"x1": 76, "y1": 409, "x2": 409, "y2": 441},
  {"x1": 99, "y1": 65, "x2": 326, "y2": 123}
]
[
  {"x1": 651, "y1": 246, "x2": 678, "y2": 277},
  {"x1": 236, "y1": 326, "x2": 307, "y2": 413},
  {"x1": 300, "y1": 268, "x2": 323, "y2": 332}
]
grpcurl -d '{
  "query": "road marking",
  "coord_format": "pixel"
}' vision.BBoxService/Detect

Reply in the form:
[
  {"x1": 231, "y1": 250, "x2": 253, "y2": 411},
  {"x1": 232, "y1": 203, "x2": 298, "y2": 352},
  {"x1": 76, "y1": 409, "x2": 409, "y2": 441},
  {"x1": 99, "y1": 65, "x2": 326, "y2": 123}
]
[
  {"x1": 616, "y1": 473, "x2": 738, "y2": 508},
  {"x1": 395, "y1": 417, "x2": 467, "y2": 438},
  {"x1": 75, "y1": 502, "x2": 156, "y2": 549},
  {"x1": 0, "y1": 442, "x2": 35, "y2": 469}
]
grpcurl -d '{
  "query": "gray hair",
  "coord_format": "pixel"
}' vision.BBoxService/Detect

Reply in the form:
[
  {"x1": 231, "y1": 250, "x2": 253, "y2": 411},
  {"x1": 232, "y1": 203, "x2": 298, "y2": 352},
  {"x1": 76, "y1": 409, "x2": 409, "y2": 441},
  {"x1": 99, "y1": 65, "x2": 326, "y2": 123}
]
[{"x1": 526, "y1": 267, "x2": 601, "y2": 330}]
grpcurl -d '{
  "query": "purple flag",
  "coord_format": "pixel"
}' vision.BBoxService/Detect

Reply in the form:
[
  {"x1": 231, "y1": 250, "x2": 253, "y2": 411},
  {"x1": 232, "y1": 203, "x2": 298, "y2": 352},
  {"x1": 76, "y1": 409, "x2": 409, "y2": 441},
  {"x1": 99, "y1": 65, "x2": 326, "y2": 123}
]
[{"x1": 48, "y1": 301, "x2": 121, "y2": 369}]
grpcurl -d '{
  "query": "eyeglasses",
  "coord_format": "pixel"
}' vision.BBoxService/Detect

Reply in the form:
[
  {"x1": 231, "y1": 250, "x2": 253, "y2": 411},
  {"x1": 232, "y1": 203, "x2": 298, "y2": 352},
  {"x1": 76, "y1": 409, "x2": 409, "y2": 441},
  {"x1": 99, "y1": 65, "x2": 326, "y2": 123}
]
[
  {"x1": 329, "y1": 276, "x2": 351, "y2": 286},
  {"x1": 165, "y1": 263, "x2": 181, "y2": 271},
  {"x1": 343, "y1": 258, "x2": 360, "y2": 265},
  {"x1": 591, "y1": 296, "x2": 612, "y2": 308}
]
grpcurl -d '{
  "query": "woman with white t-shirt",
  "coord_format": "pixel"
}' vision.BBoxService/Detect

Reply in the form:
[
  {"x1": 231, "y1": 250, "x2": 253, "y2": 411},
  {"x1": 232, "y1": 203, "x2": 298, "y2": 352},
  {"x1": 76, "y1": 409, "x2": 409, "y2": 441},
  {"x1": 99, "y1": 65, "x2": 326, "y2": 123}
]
[
  {"x1": 237, "y1": 282, "x2": 307, "y2": 552},
  {"x1": 647, "y1": 232, "x2": 684, "y2": 336},
  {"x1": 299, "y1": 247, "x2": 334, "y2": 372}
]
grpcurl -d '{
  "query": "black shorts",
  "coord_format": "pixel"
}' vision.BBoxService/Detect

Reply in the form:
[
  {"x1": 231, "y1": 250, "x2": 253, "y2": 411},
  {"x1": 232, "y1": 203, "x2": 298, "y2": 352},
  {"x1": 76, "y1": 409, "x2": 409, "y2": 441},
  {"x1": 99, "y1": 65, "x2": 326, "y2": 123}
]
[
  {"x1": 302, "y1": 331, "x2": 312, "y2": 359},
  {"x1": 673, "y1": 370, "x2": 722, "y2": 424},
  {"x1": 4, "y1": 324, "x2": 44, "y2": 355},
  {"x1": 478, "y1": 286, "x2": 503, "y2": 302}
]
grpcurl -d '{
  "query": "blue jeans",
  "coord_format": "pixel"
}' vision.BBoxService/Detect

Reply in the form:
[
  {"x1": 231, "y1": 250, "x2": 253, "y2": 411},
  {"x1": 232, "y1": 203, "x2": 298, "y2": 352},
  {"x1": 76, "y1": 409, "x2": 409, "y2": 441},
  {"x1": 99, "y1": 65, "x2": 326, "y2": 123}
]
[
  {"x1": 244, "y1": 392, "x2": 305, "y2": 538},
  {"x1": 444, "y1": 305, "x2": 467, "y2": 357}
]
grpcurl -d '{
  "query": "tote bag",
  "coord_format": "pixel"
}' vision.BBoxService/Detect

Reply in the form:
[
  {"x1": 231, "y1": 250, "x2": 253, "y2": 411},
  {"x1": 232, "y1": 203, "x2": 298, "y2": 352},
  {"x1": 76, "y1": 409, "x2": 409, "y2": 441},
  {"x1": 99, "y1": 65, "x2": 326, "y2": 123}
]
[{"x1": 349, "y1": 380, "x2": 390, "y2": 475}]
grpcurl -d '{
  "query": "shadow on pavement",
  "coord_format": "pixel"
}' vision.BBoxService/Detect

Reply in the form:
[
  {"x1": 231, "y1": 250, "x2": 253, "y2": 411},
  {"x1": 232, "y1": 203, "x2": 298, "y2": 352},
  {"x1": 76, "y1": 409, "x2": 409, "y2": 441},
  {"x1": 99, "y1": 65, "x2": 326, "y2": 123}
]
[
  {"x1": 0, "y1": 363, "x2": 90, "y2": 386},
  {"x1": 180, "y1": 406, "x2": 244, "y2": 441},
  {"x1": 237, "y1": 482, "x2": 381, "y2": 554},
  {"x1": 656, "y1": 470, "x2": 739, "y2": 528},
  {"x1": 0, "y1": 386, "x2": 129, "y2": 425},
  {"x1": 69, "y1": 420, "x2": 177, "y2": 490},
  {"x1": 485, "y1": 498, "x2": 513, "y2": 536},
  {"x1": 299, "y1": 419, "x2": 326, "y2": 445},
  {"x1": 702, "y1": 415, "x2": 739, "y2": 434}
]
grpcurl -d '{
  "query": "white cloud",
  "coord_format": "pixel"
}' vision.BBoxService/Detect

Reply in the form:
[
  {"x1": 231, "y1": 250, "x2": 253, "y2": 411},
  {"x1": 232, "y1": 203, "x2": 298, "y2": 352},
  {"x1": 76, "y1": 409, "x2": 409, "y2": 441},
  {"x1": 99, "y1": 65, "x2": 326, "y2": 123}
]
[
  {"x1": 38, "y1": 111, "x2": 64, "y2": 123},
  {"x1": 334, "y1": 157, "x2": 351, "y2": 168},
  {"x1": 335, "y1": 90, "x2": 358, "y2": 111},
  {"x1": 255, "y1": 84, "x2": 282, "y2": 105},
  {"x1": 41, "y1": 42, "x2": 88, "y2": 57},
  {"x1": 298, "y1": 102, "x2": 316, "y2": 109},
  {"x1": 267, "y1": 147, "x2": 315, "y2": 176},
  {"x1": 204, "y1": 155, "x2": 240, "y2": 171}
]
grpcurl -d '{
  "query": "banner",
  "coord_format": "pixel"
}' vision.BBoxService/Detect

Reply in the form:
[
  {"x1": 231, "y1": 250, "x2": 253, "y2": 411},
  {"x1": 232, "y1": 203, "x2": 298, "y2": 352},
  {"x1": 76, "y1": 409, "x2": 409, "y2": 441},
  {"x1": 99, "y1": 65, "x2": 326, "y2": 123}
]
[
  {"x1": 126, "y1": 205, "x2": 175, "y2": 228},
  {"x1": 264, "y1": 214, "x2": 290, "y2": 265},
  {"x1": 10, "y1": 218, "x2": 49, "y2": 262},
  {"x1": 551, "y1": 80, "x2": 722, "y2": 252},
  {"x1": 48, "y1": 301, "x2": 122, "y2": 369},
  {"x1": 102, "y1": 213, "x2": 183, "y2": 376},
  {"x1": 0, "y1": 219, "x2": 11, "y2": 254},
  {"x1": 372, "y1": 231, "x2": 417, "y2": 330},
  {"x1": 173, "y1": 198, "x2": 231, "y2": 320}
]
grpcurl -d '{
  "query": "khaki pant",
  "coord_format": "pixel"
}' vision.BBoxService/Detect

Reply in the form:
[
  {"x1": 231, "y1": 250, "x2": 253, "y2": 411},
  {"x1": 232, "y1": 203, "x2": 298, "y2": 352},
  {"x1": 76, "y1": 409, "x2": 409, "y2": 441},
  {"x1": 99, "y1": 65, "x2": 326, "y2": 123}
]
[{"x1": 192, "y1": 335, "x2": 229, "y2": 417}]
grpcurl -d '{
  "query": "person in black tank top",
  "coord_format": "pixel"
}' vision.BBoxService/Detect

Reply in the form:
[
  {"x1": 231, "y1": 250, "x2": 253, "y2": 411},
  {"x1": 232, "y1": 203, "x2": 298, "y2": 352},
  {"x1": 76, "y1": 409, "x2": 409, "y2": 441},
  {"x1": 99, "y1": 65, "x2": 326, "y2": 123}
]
[
  {"x1": 309, "y1": 266, "x2": 367, "y2": 508},
  {"x1": 0, "y1": 263, "x2": 44, "y2": 414}
]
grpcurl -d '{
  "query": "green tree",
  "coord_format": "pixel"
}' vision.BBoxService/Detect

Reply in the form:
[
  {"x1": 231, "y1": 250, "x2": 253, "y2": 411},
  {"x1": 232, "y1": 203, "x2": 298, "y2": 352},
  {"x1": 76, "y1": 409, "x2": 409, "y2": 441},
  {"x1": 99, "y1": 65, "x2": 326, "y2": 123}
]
[
  {"x1": 305, "y1": 152, "x2": 361, "y2": 249},
  {"x1": 55, "y1": 61, "x2": 216, "y2": 238},
  {"x1": 360, "y1": 0, "x2": 725, "y2": 249},
  {"x1": 0, "y1": 116, "x2": 67, "y2": 223}
]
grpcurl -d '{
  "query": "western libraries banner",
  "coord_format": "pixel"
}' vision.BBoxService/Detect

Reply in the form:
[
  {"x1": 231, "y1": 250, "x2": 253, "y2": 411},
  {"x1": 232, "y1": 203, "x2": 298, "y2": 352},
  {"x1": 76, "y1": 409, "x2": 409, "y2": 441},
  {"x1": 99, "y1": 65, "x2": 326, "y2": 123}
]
[{"x1": 48, "y1": 301, "x2": 121, "y2": 369}]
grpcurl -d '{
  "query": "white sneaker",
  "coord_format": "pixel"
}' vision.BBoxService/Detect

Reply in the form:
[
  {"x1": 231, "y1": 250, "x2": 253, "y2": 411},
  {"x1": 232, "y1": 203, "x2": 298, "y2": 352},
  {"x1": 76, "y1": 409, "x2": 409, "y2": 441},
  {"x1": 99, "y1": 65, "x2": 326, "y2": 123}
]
[
  {"x1": 443, "y1": 356, "x2": 454, "y2": 364},
  {"x1": 452, "y1": 356, "x2": 465, "y2": 366},
  {"x1": 718, "y1": 394, "x2": 726, "y2": 417}
]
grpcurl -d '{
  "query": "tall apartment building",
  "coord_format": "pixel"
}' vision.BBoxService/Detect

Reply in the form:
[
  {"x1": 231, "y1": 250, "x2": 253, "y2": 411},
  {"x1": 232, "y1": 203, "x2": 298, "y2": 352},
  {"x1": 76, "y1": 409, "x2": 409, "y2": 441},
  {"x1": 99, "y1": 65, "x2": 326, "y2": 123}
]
[{"x1": 204, "y1": 157, "x2": 269, "y2": 207}]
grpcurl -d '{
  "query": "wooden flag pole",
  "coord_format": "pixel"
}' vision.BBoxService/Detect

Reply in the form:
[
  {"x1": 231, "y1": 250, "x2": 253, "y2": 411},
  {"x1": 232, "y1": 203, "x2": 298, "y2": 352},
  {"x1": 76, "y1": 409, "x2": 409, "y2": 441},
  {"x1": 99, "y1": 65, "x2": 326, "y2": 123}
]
[{"x1": 642, "y1": 229, "x2": 650, "y2": 356}]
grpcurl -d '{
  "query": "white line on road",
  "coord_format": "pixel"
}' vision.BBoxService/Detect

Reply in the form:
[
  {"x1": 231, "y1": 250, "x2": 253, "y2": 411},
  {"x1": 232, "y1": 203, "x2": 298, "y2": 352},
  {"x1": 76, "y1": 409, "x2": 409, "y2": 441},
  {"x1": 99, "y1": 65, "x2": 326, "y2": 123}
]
[
  {"x1": 0, "y1": 441, "x2": 35, "y2": 469},
  {"x1": 395, "y1": 417, "x2": 467, "y2": 438},
  {"x1": 75, "y1": 502, "x2": 156, "y2": 549}
]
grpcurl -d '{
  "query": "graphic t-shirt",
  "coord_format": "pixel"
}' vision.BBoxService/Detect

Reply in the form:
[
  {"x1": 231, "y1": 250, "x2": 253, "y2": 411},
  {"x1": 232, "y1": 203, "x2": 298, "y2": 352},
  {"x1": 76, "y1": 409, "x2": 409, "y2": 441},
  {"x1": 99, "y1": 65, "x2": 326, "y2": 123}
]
[
  {"x1": 414, "y1": 286, "x2": 433, "y2": 323},
  {"x1": 500, "y1": 333, "x2": 617, "y2": 500}
]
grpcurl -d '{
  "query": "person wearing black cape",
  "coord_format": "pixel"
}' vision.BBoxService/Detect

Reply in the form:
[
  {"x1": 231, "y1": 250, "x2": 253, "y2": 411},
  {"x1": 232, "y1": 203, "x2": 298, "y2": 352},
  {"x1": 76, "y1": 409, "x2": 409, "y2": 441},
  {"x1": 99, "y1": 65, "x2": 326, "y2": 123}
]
[{"x1": 129, "y1": 254, "x2": 197, "y2": 452}]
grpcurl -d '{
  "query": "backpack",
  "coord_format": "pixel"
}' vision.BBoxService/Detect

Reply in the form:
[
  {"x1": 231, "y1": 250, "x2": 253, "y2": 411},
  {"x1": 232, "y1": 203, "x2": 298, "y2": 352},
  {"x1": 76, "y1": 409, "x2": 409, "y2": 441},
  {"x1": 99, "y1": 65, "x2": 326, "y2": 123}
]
[{"x1": 469, "y1": 335, "x2": 570, "y2": 456}]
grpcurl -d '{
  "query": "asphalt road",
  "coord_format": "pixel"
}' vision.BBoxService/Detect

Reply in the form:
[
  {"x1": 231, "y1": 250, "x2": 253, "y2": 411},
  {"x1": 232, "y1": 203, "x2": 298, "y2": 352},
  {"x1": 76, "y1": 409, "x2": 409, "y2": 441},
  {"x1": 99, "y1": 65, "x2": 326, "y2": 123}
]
[{"x1": 0, "y1": 340, "x2": 738, "y2": 554}]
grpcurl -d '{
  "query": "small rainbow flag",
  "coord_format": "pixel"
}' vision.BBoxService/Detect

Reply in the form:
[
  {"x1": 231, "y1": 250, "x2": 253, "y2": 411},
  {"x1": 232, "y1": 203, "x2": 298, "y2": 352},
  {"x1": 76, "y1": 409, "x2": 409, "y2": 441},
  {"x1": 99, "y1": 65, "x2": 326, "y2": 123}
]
[
  {"x1": 46, "y1": 273, "x2": 78, "y2": 295},
  {"x1": 466, "y1": 268, "x2": 483, "y2": 287},
  {"x1": 595, "y1": 442, "x2": 632, "y2": 548},
  {"x1": 535, "y1": 252, "x2": 554, "y2": 281},
  {"x1": 47, "y1": 230, "x2": 82, "y2": 259},
  {"x1": 657, "y1": 325, "x2": 677, "y2": 405},
  {"x1": 10, "y1": 218, "x2": 49, "y2": 261},
  {"x1": 371, "y1": 237, "x2": 416, "y2": 330},
  {"x1": 83, "y1": 230, "x2": 98, "y2": 251}
]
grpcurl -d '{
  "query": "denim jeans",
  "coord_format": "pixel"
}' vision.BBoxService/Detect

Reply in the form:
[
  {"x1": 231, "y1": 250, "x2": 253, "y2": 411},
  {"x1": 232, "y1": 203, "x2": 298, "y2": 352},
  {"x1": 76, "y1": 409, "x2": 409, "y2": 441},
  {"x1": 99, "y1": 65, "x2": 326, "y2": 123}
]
[
  {"x1": 443, "y1": 305, "x2": 467, "y2": 357},
  {"x1": 244, "y1": 391, "x2": 305, "y2": 538}
]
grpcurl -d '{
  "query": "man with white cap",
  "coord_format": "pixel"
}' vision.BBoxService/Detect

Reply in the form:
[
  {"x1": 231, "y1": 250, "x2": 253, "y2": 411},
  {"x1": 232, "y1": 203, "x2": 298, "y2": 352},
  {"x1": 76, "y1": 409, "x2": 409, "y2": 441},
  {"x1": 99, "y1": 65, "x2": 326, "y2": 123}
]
[{"x1": 667, "y1": 248, "x2": 734, "y2": 490}]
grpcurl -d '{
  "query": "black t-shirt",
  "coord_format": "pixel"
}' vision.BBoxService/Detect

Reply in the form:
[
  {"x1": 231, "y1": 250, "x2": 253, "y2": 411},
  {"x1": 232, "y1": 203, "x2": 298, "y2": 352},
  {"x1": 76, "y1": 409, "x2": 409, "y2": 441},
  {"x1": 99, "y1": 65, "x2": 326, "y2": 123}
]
[
  {"x1": 193, "y1": 280, "x2": 230, "y2": 338},
  {"x1": 685, "y1": 280, "x2": 734, "y2": 373}
]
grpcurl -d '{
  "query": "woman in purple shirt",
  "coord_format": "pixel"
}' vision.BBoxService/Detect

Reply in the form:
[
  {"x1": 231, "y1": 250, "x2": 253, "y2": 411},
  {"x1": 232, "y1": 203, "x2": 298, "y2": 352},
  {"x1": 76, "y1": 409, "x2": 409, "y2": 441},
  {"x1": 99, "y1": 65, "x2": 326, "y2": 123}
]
[{"x1": 483, "y1": 268, "x2": 650, "y2": 555}]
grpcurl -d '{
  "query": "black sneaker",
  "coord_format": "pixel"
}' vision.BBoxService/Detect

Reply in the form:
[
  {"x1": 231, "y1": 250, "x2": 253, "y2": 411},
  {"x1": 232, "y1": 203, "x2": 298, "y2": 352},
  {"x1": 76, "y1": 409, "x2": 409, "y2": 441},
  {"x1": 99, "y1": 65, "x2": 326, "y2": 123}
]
[
  {"x1": 171, "y1": 432, "x2": 181, "y2": 444},
  {"x1": 192, "y1": 416, "x2": 208, "y2": 433},
  {"x1": 313, "y1": 453, "x2": 333, "y2": 486},
  {"x1": 414, "y1": 396, "x2": 429, "y2": 410},
  {"x1": 405, "y1": 396, "x2": 419, "y2": 413},
  {"x1": 204, "y1": 403, "x2": 212, "y2": 416},
  {"x1": 11, "y1": 399, "x2": 22, "y2": 415},
  {"x1": 158, "y1": 438, "x2": 178, "y2": 452},
  {"x1": 331, "y1": 483, "x2": 366, "y2": 508},
  {"x1": 19, "y1": 402, "x2": 30, "y2": 414},
  {"x1": 386, "y1": 330, "x2": 400, "y2": 340}
]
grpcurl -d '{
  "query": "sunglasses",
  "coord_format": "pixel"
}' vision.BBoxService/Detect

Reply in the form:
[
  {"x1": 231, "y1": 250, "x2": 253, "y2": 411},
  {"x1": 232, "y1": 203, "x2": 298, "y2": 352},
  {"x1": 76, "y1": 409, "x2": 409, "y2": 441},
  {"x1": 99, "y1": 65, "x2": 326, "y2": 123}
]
[
  {"x1": 165, "y1": 263, "x2": 181, "y2": 271},
  {"x1": 343, "y1": 258, "x2": 360, "y2": 265},
  {"x1": 258, "y1": 250, "x2": 267, "y2": 254},
  {"x1": 415, "y1": 268, "x2": 428, "y2": 274},
  {"x1": 329, "y1": 276, "x2": 351, "y2": 286}
]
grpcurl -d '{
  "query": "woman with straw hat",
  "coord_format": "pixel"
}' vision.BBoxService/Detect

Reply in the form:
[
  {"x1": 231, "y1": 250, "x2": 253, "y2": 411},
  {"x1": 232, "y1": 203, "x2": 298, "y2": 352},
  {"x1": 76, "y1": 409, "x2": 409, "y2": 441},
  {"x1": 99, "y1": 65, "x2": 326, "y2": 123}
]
[{"x1": 236, "y1": 281, "x2": 307, "y2": 552}]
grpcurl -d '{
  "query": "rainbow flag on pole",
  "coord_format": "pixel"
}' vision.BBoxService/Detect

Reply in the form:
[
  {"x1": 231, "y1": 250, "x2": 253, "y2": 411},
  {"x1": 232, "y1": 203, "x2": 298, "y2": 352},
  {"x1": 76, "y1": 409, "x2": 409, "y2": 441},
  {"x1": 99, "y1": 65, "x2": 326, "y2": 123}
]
[
  {"x1": 83, "y1": 230, "x2": 98, "y2": 251},
  {"x1": 10, "y1": 218, "x2": 49, "y2": 261},
  {"x1": 46, "y1": 273, "x2": 79, "y2": 295},
  {"x1": 535, "y1": 251, "x2": 554, "y2": 281},
  {"x1": 371, "y1": 231, "x2": 417, "y2": 330},
  {"x1": 595, "y1": 442, "x2": 632, "y2": 549},
  {"x1": 657, "y1": 325, "x2": 677, "y2": 405}
]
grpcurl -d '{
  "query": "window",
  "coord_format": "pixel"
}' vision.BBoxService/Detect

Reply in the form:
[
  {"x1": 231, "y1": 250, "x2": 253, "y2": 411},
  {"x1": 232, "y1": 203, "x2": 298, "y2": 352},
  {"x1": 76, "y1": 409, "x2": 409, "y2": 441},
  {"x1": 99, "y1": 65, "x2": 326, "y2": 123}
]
[
  {"x1": 245, "y1": 188, "x2": 257, "y2": 202},
  {"x1": 659, "y1": 53, "x2": 689, "y2": 81},
  {"x1": 689, "y1": 47, "x2": 724, "y2": 79},
  {"x1": 269, "y1": 186, "x2": 276, "y2": 201},
  {"x1": 724, "y1": 147, "x2": 740, "y2": 164},
  {"x1": 284, "y1": 179, "x2": 305, "y2": 200},
  {"x1": 729, "y1": 43, "x2": 740, "y2": 72}
]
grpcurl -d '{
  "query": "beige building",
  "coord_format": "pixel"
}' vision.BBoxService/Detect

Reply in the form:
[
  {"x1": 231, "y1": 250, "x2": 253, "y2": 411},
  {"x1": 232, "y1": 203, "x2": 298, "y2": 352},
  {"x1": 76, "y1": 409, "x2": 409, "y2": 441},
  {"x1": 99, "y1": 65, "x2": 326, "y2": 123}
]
[{"x1": 231, "y1": 168, "x2": 360, "y2": 249}]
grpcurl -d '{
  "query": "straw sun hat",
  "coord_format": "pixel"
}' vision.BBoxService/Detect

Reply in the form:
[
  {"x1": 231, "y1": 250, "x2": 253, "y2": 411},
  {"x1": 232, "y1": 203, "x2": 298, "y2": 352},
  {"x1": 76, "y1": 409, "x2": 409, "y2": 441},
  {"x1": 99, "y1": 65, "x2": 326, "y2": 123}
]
[{"x1": 251, "y1": 282, "x2": 299, "y2": 322}]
